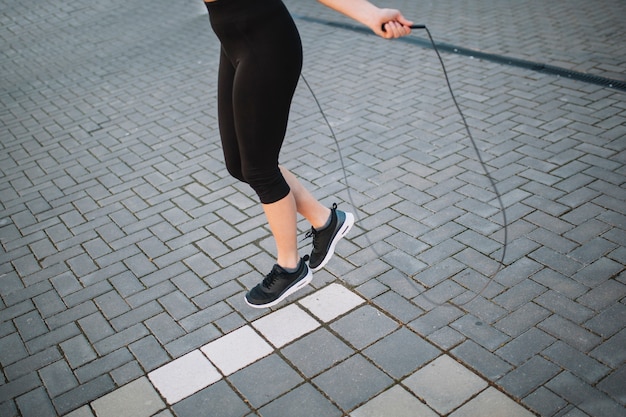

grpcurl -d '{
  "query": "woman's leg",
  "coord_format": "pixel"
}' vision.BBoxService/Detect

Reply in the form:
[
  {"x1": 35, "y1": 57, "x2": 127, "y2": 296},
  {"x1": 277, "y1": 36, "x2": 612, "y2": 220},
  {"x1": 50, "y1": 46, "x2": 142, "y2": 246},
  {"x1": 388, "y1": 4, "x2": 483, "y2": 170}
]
[
  {"x1": 262, "y1": 167, "x2": 331, "y2": 270},
  {"x1": 262, "y1": 191, "x2": 299, "y2": 270},
  {"x1": 279, "y1": 166, "x2": 330, "y2": 230}
]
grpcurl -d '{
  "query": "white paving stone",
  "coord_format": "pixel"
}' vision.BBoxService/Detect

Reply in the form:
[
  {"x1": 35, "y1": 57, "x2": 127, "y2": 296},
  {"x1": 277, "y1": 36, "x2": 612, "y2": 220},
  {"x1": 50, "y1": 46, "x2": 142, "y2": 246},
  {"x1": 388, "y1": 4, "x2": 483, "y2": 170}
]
[
  {"x1": 252, "y1": 303, "x2": 321, "y2": 348},
  {"x1": 350, "y1": 385, "x2": 439, "y2": 417},
  {"x1": 92, "y1": 377, "x2": 165, "y2": 417},
  {"x1": 148, "y1": 350, "x2": 221, "y2": 404},
  {"x1": 299, "y1": 283, "x2": 365, "y2": 322},
  {"x1": 449, "y1": 387, "x2": 536, "y2": 417},
  {"x1": 201, "y1": 325, "x2": 274, "y2": 375},
  {"x1": 403, "y1": 355, "x2": 488, "y2": 415}
]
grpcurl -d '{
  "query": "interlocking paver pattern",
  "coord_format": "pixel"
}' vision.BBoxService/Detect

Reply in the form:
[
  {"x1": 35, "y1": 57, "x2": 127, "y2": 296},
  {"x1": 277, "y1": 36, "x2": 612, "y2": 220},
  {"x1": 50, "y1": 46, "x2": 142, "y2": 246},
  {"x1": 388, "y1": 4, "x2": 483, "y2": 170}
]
[{"x1": 1, "y1": 0, "x2": 625, "y2": 416}]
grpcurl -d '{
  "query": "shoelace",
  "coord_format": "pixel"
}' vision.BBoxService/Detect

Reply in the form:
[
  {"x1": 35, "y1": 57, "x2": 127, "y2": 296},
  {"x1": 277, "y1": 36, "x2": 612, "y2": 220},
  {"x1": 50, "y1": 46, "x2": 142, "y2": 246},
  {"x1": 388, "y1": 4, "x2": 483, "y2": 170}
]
[
  {"x1": 262, "y1": 267, "x2": 281, "y2": 289},
  {"x1": 262, "y1": 256, "x2": 309, "y2": 289},
  {"x1": 303, "y1": 227, "x2": 318, "y2": 244}
]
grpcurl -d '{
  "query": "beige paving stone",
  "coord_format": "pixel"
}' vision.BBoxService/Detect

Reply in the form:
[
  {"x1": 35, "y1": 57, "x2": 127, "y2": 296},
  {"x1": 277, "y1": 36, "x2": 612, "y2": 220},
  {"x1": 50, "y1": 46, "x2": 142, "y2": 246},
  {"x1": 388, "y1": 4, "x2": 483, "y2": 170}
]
[
  {"x1": 403, "y1": 355, "x2": 488, "y2": 415},
  {"x1": 350, "y1": 385, "x2": 439, "y2": 417},
  {"x1": 449, "y1": 387, "x2": 536, "y2": 417},
  {"x1": 91, "y1": 377, "x2": 165, "y2": 417}
]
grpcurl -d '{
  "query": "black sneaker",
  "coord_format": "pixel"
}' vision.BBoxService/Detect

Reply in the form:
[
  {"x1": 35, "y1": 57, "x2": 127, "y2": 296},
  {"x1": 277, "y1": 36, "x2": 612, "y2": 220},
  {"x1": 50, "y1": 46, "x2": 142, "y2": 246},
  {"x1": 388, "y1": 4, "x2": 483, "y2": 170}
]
[
  {"x1": 244, "y1": 258, "x2": 312, "y2": 309},
  {"x1": 306, "y1": 203, "x2": 354, "y2": 272}
]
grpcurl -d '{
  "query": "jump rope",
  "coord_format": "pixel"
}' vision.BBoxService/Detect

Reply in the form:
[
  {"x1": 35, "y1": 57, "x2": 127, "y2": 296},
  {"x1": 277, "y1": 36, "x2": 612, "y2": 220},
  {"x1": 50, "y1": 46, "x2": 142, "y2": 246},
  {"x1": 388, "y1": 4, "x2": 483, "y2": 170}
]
[{"x1": 300, "y1": 24, "x2": 509, "y2": 309}]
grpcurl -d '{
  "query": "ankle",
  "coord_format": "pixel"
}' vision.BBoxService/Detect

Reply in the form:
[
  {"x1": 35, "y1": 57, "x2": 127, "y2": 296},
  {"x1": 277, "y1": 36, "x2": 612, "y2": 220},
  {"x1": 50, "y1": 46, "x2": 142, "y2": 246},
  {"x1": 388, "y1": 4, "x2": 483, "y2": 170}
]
[
  {"x1": 313, "y1": 207, "x2": 332, "y2": 230},
  {"x1": 277, "y1": 256, "x2": 300, "y2": 271}
]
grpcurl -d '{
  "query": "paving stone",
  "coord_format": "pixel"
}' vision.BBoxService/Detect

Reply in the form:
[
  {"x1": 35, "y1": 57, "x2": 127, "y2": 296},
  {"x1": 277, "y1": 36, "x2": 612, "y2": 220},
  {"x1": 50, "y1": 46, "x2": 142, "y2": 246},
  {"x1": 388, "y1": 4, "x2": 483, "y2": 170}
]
[
  {"x1": 498, "y1": 355, "x2": 561, "y2": 399},
  {"x1": 5, "y1": 347, "x2": 62, "y2": 381},
  {"x1": 64, "y1": 405, "x2": 95, "y2": 417},
  {"x1": 408, "y1": 305, "x2": 465, "y2": 336},
  {"x1": 13, "y1": 310, "x2": 48, "y2": 341},
  {"x1": 448, "y1": 387, "x2": 536, "y2": 417},
  {"x1": 129, "y1": 336, "x2": 171, "y2": 372},
  {"x1": 589, "y1": 329, "x2": 626, "y2": 368},
  {"x1": 451, "y1": 340, "x2": 513, "y2": 381},
  {"x1": 61, "y1": 334, "x2": 98, "y2": 369},
  {"x1": 451, "y1": 314, "x2": 510, "y2": 352},
  {"x1": 596, "y1": 366, "x2": 626, "y2": 406},
  {"x1": 172, "y1": 380, "x2": 251, "y2": 417},
  {"x1": 0, "y1": 333, "x2": 29, "y2": 367},
  {"x1": 39, "y1": 360, "x2": 79, "y2": 398},
  {"x1": 330, "y1": 305, "x2": 399, "y2": 350},
  {"x1": 313, "y1": 354, "x2": 393, "y2": 412},
  {"x1": 92, "y1": 377, "x2": 165, "y2": 417},
  {"x1": 93, "y1": 323, "x2": 149, "y2": 356},
  {"x1": 538, "y1": 315, "x2": 601, "y2": 353},
  {"x1": 350, "y1": 385, "x2": 438, "y2": 417},
  {"x1": 53, "y1": 374, "x2": 115, "y2": 416},
  {"x1": 228, "y1": 353, "x2": 303, "y2": 409},
  {"x1": 495, "y1": 327, "x2": 555, "y2": 366},
  {"x1": 281, "y1": 328, "x2": 354, "y2": 378},
  {"x1": 298, "y1": 283, "x2": 365, "y2": 322},
  {"x1": 201, "y1": 325, "x2": 273, "y2": 376},
  {"x1": 16, "y1": 387, "x2": 57, "y2": 417},
  {"x1": 259, "y1": 383, "x2": 343, "y2": 417},
  {"x1": 110, "y1": 361, "x2": 145, "y2": 386},
  {"x1": 145, "y1": 312, "x2": 186, "y2": 345},
  {"x1": 543, "y1": 341, "x2": 611, "y2": 384},
  {"x1": 404, "y1": 355, "x2": 488, "y2": 415},
  {"x1": 363, "y1": 327, "x2": 440, "y2": 379},
  {"x1": 148, "y1": 350, "x2": 221, "y2": 405},
  {"x1": 545, "y1": 371, "x2": 624, "y2": 417},
  {"x1": 74, "y1": 348, "x2": 134, "y2": 384},
  {"x1": 371, "y1": 290, "x2": 423, "y2": 323},
  {"x1": 252, "y1": 304, "x2": 320, "y2": 348},
  {"x1": 522, "y1": 386, "x2": 569, "y2": 417}
]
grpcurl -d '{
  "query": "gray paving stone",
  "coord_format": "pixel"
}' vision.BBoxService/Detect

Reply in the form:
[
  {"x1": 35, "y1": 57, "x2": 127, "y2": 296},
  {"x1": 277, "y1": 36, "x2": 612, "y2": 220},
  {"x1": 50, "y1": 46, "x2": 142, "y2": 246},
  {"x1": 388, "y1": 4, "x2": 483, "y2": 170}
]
[
  {"x1": 451, "y1": 314, "x2": 510, "y2": 352},
  {"x1": 451, "y1": 340, "x2": 513, "y2": 381},
  {"x1": 259, "y1": 383, "x2": 343, "y2": 417},
  {"x1": 228, "y1": 354, "x2": 303, "y2": 409},
  {"x1": 53, "y1": 374, "x2": 115, "y2": 416},
  {"x1": 172, "y1": 380, "x2": 250, "y2": 417},
  {"x1": 545, "y1": 372, "x2": 624, "y2": 417},
  {"x1": 39, "y1": 360, "x2": 79, "y2": 398},
  {"x1": 129, "y1": 336, "x2": 171, "y2": 372},
  {"x1": 16, "y1": 387, "x2": 57, "y2": 417},
  {"x1": 60, "y1": 335, "x2": 98, "y2": 370},
  {"x1": 538, "y1": 315, "x2": 601, "y2": 353},
  {"x1": 330, "y1": 305, "x2": 399, "y2": 350},
  {"x1": 543, "y1": 341, "x2": 611, "y2": 384},
  {"x1": 590, "y1": 329, "x2": 626, "y2": 368},
  {"x1": 313, "y1": 354, "x2": 393, "y2": 412},
  {"x1": 523, "y1": 386, "x2": 569, "y2": 417},
  {"x1": 495, "y1": 327, "x2": 555, "y2": 366},
  {"x1": 281, "y1": 328, "x2": 353, "y2": 378},
  {"x1": 0, "y1": 333, "x2": 29, "y2": 367},
  {"x1": 363, "y1": 327, "x2": 440, "y2": 379}
]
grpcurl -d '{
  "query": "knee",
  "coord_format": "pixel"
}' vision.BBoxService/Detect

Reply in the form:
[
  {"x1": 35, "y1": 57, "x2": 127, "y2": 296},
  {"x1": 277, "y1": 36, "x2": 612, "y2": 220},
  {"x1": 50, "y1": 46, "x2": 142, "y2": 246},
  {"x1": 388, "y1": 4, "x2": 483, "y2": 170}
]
[{"x1": 243, "y1": 167, "x2": 290, "y2": 204}]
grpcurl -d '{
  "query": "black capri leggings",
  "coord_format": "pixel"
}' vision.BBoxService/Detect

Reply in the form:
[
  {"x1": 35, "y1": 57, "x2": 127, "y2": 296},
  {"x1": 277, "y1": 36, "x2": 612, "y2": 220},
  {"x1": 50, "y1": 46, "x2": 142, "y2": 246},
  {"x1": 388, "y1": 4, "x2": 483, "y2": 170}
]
[{"x1": 206, "y1": 0, "x2": 303, "y2": 204}]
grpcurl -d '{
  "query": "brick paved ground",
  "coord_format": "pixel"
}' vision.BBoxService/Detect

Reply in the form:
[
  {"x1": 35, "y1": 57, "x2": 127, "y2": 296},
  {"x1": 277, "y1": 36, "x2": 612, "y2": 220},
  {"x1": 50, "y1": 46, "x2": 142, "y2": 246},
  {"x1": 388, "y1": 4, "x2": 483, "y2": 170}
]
[{"x1": 1, "y1": 0, "x2": 625, "y2": 416}]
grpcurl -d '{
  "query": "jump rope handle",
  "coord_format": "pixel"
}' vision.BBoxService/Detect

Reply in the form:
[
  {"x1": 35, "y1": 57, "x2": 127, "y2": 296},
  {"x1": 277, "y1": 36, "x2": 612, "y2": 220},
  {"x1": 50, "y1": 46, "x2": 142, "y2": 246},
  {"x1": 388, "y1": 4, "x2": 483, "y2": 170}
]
[{"x1": 382, "y1": 23, "x2": 426, "y2": 31}]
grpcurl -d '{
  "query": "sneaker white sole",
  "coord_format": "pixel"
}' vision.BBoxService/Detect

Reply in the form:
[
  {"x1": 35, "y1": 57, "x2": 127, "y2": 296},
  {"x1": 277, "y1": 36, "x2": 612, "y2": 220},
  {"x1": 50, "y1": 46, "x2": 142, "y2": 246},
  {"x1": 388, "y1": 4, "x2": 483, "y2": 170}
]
[
  {"x1": 310, "y1": 212, "x2": 355, "y2": 273},
  {"x1": 244, "y1": 268, "x2": 313, "y2": 309}
]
